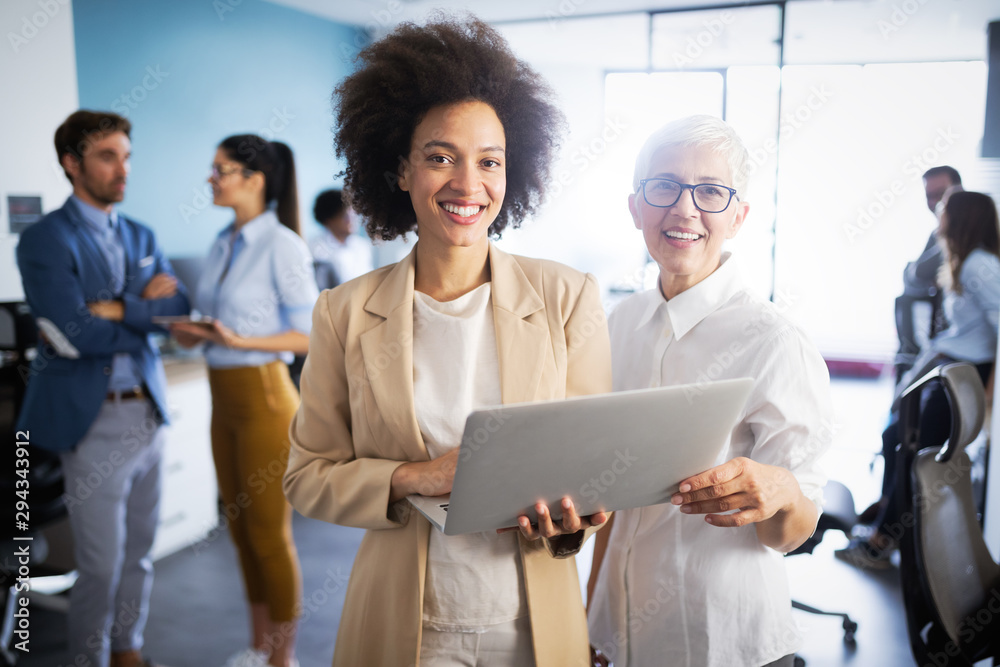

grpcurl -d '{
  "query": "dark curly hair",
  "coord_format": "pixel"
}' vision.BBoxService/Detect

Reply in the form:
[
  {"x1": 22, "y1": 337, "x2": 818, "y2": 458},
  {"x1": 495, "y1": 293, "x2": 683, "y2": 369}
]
[{"x1": 334, "y1": 16, "x2": 564, "y2": 240}]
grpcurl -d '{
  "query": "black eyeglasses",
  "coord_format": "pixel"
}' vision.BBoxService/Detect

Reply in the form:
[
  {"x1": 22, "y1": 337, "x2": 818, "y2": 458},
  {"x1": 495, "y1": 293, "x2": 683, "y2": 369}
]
[
  {"x1": 210, "y1": 164, "x2": 255, "y2": 180},
  {"x1": 638, "y1": 178, "x2": 738, "y2": 213}
]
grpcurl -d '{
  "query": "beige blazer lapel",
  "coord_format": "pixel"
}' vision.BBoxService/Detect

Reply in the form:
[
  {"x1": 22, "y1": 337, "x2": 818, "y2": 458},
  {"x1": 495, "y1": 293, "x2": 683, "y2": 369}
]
[
  {"x1": 489, "y1": 243, "x2": 549, "y2": 405},
  {"x1": 359, "y1": 248, "x2": 429, "y2": 462}
]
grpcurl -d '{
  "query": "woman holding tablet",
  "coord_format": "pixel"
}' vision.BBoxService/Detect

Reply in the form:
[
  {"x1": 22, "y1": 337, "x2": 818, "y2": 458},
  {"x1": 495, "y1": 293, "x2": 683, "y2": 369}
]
[
  {"x1": 282, "y1": 16, "x2": 611, "y2": 667},
  {"x1": 172, "y1": 136, "x2": 317, "y2": 667}
]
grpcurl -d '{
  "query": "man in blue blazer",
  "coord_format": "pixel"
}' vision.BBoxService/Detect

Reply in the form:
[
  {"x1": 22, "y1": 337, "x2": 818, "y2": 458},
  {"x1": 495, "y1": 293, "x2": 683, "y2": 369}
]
[{"x1": 16, "y1": 110, "x2": 188, "y2": 667}]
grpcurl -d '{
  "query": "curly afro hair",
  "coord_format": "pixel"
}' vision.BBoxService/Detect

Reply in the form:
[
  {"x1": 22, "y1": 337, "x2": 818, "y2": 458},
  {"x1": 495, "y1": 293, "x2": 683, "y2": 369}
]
[{"x1": 334, "y1": 15, "x2": 564, "y2": 241}]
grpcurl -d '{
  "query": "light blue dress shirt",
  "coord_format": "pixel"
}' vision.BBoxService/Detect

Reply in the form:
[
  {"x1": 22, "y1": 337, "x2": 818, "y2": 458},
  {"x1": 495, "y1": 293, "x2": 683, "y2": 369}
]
[
  {"x1": 70, "y1": 195, "x2": 144, "y2": 391},
  {"x1": 193, "y1": 210, "x2": 319, "y2": 368},
  {"x1": 932, "y1": 248, "x2": 1000, "y2": 363}
]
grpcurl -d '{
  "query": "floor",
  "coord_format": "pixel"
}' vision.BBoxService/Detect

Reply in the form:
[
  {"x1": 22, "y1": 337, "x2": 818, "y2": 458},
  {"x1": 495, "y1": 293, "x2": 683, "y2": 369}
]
[{"x1": 11, "y1": 375, "x2": 971, "y2": 666}]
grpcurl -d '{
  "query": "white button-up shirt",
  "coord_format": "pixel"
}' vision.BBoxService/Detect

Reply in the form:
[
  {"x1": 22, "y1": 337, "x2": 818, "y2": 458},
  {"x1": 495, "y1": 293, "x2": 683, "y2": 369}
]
[
  {"x1": 309, "y1": 229, "x2": 374, "y2": 283},
  {"x1": 588, "y1": 253, "x2": 833, "y2": 667}
]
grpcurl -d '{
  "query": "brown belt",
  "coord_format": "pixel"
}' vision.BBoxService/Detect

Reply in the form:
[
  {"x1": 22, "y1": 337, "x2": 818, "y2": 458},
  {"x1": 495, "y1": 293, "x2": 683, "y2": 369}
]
[{"x1": 107, "y1": 386, "x2": 145, "y2": 401}]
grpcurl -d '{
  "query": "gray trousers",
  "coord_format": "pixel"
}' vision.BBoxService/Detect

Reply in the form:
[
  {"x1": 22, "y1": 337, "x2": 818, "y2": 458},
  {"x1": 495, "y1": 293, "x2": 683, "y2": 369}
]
[{"x1": 60, "y1": 397, "x2": 164, "y2": 667}]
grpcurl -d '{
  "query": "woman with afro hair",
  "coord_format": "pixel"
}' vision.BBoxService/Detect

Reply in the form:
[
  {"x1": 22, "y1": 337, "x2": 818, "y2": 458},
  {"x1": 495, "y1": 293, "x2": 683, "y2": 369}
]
[{"x1": 283, "y1": 15, "x2": 612, "y2": 667}]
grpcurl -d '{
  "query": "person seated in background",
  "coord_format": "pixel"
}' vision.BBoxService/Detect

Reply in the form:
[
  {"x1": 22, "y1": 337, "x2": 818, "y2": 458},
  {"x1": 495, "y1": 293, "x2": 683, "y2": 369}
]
[
  {"x1": 837, "y1": 190, "x2": 999, "y2": 569},
  {"x1": 308, "y1": 188, "x2": 373, "y2": 289},
  {"x1": 16, "y1": 109, "x2": 189, "y2": 667},
  {"x1": 857, "y1": 169, "x2": 962, "y2": 526},
  {"x1": 586, "y1": 115, "x2": 833, "y2": 667},
  {"x1": 170, "y1": 136, "x2": 318, "y2": 667},
  {"x1": 893, "y1": 166, "x2": 963, "y2": 384}
]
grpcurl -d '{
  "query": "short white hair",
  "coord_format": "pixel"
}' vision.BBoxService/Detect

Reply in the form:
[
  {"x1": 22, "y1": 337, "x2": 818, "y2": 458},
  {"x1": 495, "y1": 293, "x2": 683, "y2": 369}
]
[{"x1": 631, "y1": 115, "x2": 749, "y2": 199}]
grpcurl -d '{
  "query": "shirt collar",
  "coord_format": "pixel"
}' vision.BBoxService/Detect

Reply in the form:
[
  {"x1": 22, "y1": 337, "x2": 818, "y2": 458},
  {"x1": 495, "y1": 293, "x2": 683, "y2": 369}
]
[
  {"x1": 632, "y1": 285, "x2": 668, "y2": 331},
  {"x1": 665, "y1": 252, "x2": 743, "y2": 340},
  {"x1": 216, "y1": 209, "x2": 278, "y2": 245},
  {"x1": 633, "y1": 252, "x2": 744, "y2": 339},
  {"x1": 70, "y1": 195, "x2": 118, "y2": 231}
]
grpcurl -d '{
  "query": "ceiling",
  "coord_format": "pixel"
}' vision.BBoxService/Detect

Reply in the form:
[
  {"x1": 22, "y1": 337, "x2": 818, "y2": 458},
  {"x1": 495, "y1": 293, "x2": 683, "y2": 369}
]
[
  {"x1": 266, "y1": 0, "x2": 809, "y2": 27},
  {"x1": 264, "y1": 0, "x2": 1000, "y2": 64}
]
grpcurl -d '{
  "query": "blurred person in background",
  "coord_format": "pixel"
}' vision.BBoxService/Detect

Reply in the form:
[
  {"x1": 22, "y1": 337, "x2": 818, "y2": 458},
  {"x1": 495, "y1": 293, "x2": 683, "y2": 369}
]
[
  {"x1": 893, "y1": 166, "x2": 963, "y2": 384},
  {"x1": 837, "y1": 190, "x2": 999, "y2": 569},
  {"x1": 309, "y1": 188, "x2": 373, "y2": 289},
  {"x1": 856, "y1": 167, "x2": 963, "y2": 526},
  {"x1": 17, "y1": 109, "x2": 189, "y2": 667},
  {"x1": 170, "y1": 135, "x2": 318, "y2": 667}
]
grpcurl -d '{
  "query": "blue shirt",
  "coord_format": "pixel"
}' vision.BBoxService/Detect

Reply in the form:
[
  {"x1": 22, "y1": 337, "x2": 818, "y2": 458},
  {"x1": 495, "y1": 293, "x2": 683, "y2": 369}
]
[
  {"x1": 932, "y1": 248, "x2": 1000, "y2": 363},
  {"x1": 193, "y1": 210, "x2": 319, "y2": 368},
  {"x1": 70, "y1": 195, "x2": 144, "y2": 391}
]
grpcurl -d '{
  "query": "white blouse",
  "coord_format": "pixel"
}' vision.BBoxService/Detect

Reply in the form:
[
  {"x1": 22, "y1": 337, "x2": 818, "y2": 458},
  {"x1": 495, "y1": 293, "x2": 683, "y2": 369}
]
[
  {"x1": 588, "y1": 253, "x2": 833, "y2": 667},
  {"x1": 413, "y1": 282, "x2": 527, "y2": 632}
]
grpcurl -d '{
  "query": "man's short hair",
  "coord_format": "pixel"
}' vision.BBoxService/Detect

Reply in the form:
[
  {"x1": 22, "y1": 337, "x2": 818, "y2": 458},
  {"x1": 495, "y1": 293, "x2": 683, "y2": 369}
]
[
  {"x1": 632, "y1": 115, "x2": 750, "y2": 198},
  {"x1": 54, "y1": 110, "x2": 131, "y2": 182},
  {"x1": 313, "y1": 189, "x2": 346, "y2": 223},
  {"x1": 922, "y1": 165, "x2": 961, "y2": 185}
]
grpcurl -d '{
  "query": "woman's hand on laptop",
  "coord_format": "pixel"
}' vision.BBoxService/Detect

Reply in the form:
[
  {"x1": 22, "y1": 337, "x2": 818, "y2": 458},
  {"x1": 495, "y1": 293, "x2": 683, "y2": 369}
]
[
  {"x1": 388, "y1": 448, "x2": 459, "y2": 502},
  {"x1": 501, "y1": 496, "x2": 608, "y2": 540}
]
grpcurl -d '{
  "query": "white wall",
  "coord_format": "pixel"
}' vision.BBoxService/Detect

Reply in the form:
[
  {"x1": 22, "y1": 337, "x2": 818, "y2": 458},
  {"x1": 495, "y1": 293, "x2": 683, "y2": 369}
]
[
  {"x1": 0, "y1": 0, "x2": 79, "y2": 301},
  {"x1": 980, "y1": 157, "x2": 1000, "y2": 560},
  {"x1": 493, "y1": 15, "x2": 654, "y2": 301}
]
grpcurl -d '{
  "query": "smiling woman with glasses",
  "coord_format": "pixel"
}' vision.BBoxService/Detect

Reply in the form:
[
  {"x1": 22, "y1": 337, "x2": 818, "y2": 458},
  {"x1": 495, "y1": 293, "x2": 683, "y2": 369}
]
[{"x1": 586, "y1": 115, "x2": 833, "y2": 667}]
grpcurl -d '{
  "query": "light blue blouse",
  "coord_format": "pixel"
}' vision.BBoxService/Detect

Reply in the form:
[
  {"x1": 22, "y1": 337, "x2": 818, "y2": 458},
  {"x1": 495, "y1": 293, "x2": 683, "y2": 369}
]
[
  {"x1": 193, "y1": 210, "x2": 319, "y2": 368},
  {"x1": 932, "y1": 248, "x2": 1000, "y2": 364}
]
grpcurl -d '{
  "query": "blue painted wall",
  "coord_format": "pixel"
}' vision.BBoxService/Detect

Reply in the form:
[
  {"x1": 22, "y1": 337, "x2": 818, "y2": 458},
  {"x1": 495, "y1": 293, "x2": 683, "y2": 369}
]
[{"x1": 73, "y1": 0, "x2": 363, "y2": 255}]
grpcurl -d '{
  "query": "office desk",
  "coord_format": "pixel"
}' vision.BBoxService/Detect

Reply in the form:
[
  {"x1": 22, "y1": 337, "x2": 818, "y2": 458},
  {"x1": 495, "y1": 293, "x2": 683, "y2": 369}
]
[{"x1": 150, "y1": 359, "x2": 218, "y2": 561}]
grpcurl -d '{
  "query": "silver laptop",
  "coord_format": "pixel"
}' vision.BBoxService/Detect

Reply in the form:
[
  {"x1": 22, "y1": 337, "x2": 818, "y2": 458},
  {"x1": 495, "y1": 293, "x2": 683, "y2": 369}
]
[{"x1": 407, "y1": 377, "x2": 754, "y2": 536}]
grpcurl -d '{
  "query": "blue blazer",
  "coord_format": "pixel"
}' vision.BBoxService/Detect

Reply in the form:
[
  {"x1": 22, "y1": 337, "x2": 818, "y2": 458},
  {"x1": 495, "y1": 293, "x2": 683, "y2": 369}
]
[{"x1": 15, "y1": 198, "x2": 190, "y2": 451}]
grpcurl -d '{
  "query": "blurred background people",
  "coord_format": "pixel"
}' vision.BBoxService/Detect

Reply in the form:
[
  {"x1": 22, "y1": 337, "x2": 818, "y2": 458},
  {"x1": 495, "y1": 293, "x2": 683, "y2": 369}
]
[
  {"x1": 16, "y1": 109, "x2": 189, "y2": 667},
  {"x1": 894, "y1": 166, "x2": 963, "y2": 383},
  {"x1": 171, "y1": 135, "x2": 318, "y2": 667},
  {"x1": 308, "y1": 188, "x2": 373, "y2": 290},
  {"x1": 838, "y1": 190, "x2": 999, "y2": 568}
]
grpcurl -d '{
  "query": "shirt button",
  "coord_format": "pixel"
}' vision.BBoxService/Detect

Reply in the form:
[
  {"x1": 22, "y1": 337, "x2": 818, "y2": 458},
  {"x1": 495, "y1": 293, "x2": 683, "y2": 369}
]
[{"x1": 104, "y1": 366, "x2": 112, "y2": 375}]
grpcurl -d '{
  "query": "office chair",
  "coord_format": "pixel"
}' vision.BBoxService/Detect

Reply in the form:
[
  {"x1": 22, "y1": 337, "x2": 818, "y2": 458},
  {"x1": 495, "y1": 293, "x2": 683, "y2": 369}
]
[
  {"x1": 787, "y1": 480, "x2": 860, "y2": 645},
  {"x1": 897, "y1": 362, "x2": 999, "y2": 666},
  {"x1": 0, "y1": 302, "x2": 76, "y2": 666}
]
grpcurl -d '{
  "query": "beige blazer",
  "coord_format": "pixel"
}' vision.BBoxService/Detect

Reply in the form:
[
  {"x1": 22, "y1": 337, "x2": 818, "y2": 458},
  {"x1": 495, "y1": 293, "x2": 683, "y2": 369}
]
[{"x1": 284, "y1": 243, "x2": 612, "y2": 666}]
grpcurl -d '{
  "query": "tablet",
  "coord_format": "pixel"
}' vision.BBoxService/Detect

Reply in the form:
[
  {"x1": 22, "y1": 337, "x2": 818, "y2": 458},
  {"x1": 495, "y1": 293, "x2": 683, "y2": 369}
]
[{"x1": 151, "y1": 315, "x2": 215, "y2": 326}]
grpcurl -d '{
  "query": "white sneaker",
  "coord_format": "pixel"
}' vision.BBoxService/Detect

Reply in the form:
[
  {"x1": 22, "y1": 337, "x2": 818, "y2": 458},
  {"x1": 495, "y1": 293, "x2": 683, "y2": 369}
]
[{"x1": 222, "y1": 648, "x2": 270, "y2": 667}]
